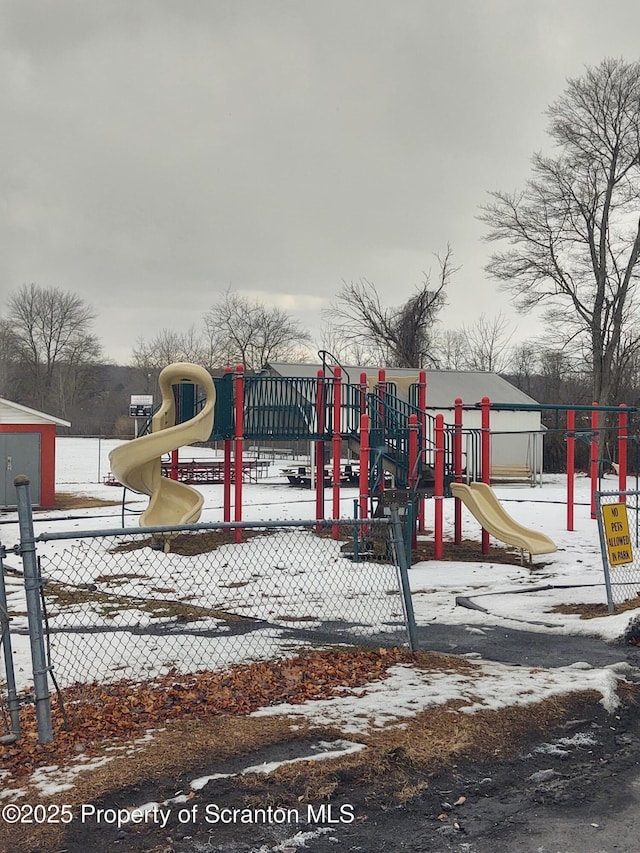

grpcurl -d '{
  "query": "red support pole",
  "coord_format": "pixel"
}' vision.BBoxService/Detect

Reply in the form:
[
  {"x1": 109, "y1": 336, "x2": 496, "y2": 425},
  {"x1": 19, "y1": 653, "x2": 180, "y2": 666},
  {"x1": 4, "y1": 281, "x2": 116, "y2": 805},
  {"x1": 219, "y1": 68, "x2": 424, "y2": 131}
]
[
  {"x1": 566, "y1": 409, "x2": 575, "y2": 532},
  {"x1": 454, "y1": 398, "x2": 463, "y2": 544},
  {"x1": 434, "y1": 414, "x2": 445, "y2": 560},
  {"x1": 359, "y1": 414, "x2": 370, "y2": 522},
  {"x1": 332, "y1": 367, "x2": 342, "y2": 539},
  {"x1": 619, "y1": 404, "x2": 628, "y2": 501},
  {"x1": 590, "y1": 403, "x2": 599, "y2": 519},
  {"x1": 480, "y1": 396, "x2": 491, "y2": 555},
  {"x1": 233, "y1": 365, "x2": 244, "y2": 542},
  {"x1": 170, "y1": 448, "x2": 179, "y2": 480},
  {"x1": 408, "y1": 414, "x2": 419, "y2": 551},
  {"x1": 378, "y1": 368, "x2": 386, "y2": 437},
  {"x1": 223, "y1": 367, "x2": 232, "y2": 523},
  {"x1": 316, "y1": 370, "x2": 325, "y2": 522},
  {"x1": 417, "y1": 370, "x2": 427, "y2": 533}
]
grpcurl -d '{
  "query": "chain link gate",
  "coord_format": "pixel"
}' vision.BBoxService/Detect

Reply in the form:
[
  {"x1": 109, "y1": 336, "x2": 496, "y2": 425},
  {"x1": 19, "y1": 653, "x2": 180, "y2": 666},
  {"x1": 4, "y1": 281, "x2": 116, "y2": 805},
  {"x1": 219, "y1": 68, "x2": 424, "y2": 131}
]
[
  {"x1": 0, "y1": 543, "x2": 21, "y2": 744},
  {"x1": 595, "y1": 490, "x2": 640, "y2": 612},
  {"x1": 32, "y1": 516, "x2": 415, "y2": 689}
]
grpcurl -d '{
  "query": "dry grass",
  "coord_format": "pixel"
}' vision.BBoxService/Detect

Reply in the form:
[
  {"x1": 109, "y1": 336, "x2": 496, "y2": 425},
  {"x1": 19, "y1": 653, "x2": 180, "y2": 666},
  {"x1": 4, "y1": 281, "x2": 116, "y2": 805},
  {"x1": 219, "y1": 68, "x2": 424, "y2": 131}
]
[
  {"x1": 109, "y1": 528, "x2": 269, "y2": 555},
  {"x1": 3, "y1": 647, "x2": 637, "y2": 853},
  {"x1": 44, "y1": 578, "x2": 248, "y2": 622},
  {"x1": 550, "y1": 594, "x2": 640, "y2": 619},
  {"x1": 53, "y1": 492, "x2": 123, "y2": 510},
  {"x1": 412, "y1": 538, "x2": 554, "y2": 567}
]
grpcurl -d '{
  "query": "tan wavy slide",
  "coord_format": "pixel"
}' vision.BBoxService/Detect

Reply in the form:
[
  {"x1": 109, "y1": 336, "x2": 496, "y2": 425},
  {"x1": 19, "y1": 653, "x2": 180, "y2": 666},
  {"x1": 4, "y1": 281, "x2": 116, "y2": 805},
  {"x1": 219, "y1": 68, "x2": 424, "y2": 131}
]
[
  {"x1": 109, "y1": 363, "x2": 216, "y2": 529},
  {"x1": 450, "y1": 481, "x2": 557, "y2": 557}
]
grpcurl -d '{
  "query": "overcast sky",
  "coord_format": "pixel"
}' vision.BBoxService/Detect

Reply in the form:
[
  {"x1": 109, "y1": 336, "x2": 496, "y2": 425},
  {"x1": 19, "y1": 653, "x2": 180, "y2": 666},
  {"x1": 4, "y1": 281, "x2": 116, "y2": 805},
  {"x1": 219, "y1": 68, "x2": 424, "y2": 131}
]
[{"x1": 3, "y1": 0, "x2": 640, "y2": 365}]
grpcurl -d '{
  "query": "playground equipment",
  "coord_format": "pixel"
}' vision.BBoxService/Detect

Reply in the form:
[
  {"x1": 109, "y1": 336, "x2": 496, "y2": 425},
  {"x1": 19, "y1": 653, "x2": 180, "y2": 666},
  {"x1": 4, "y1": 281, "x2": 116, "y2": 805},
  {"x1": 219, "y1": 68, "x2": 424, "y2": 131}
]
[
  {"x1": 450, "y1": 482, "x2": 557, "y2": 562},
  {"x1": 110, "y1": 359, "x2": 638, "y2": 563},
  {"x1": 109, "y1": 363, "x2": 216, "y2": 530}
]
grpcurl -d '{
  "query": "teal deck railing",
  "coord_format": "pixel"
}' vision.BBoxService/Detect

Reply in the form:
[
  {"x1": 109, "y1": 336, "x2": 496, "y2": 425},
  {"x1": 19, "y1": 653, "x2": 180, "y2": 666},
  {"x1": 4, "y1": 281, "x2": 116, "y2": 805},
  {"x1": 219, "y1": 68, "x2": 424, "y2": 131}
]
[{"x1": 143, "y1": 375, "x2": 477, "y2": 485}]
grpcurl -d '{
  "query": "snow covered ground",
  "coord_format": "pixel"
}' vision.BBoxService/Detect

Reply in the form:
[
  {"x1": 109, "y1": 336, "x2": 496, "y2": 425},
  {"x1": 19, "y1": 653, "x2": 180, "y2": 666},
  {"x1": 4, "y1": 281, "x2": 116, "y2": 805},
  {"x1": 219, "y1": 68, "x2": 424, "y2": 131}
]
[{"x1": 3, "y1": 436, "x2": 640, "y2": 743}]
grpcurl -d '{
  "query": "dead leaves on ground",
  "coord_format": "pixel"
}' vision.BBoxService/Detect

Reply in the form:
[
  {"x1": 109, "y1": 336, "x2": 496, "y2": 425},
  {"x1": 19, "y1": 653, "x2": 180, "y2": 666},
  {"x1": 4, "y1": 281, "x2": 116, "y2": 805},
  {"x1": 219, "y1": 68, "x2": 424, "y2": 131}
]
[{"x1": 1, "y1": 647, "x2": 414, "y2": 781}]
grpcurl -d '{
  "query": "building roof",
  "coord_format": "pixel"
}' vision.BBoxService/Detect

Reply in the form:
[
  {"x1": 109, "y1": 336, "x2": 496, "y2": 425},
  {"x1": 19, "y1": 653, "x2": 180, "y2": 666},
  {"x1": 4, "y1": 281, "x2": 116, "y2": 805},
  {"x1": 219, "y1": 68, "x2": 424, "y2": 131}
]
[
  {"x1": 0, "y1": 398, "x2": 71, "y2": 427},
  {"x1": 263, "y1": 363, "x2": 540, "y2": 408}
]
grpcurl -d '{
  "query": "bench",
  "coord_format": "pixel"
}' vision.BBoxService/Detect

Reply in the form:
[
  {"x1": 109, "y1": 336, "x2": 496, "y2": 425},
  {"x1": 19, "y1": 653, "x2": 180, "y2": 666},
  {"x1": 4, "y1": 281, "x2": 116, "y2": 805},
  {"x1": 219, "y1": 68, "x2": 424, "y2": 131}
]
[{"x1": 490, "y1": 464, "x2": 534, "y2": 485}]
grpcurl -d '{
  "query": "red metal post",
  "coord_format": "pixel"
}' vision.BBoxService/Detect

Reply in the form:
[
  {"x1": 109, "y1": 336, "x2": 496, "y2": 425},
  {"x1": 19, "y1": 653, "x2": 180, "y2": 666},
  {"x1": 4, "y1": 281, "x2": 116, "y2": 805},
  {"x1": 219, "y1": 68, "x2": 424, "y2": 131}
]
[
  {"x1": 234, "y1": 365, "x2": 244, "y2": 542},
  {"x1": 417, "y1": 370, "x2": 427, "y2": 532},
  {"x1": 223, "y1": 367, "x2": 232, "y2": 523},
  {"x1": 408, "y1": 414, "x2": 419, "y2": 551},
  {"x1": 590, "y1": 403, "x2": 599, "y2": 519},
  {"x1": 434, "y1": 414, "x2": 445, "y2": 560},
  {"x1": 566, "y1": 409, "x2": 575, "y2": 532},
  {"x1": 480, "y1": 396, "x2": 491, "y2": 555},
  {"x1": 332, "y1": 367, "x2": 342, "y2": 539},
  {"x1": 619, "y1": 404, "x2": 628, "y2": 501},
  {"x1": 378, "y1": 368, "x2": 386, "y2": 439},
  {"x1": 316, "y1": 370, "x2": 325, "y2": 522},
  {"x1": 359, "y1": 414, "x2": 370, "y2": 522},
  {"x1": 454, "y1": 398, "x2": 463, "y2": 544}
]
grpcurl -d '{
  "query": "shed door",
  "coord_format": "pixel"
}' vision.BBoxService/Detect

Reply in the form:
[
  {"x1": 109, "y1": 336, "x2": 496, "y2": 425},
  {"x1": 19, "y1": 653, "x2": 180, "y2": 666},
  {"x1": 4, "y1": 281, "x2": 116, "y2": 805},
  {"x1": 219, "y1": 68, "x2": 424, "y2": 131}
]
[{"x1": 0, "y1": 433, "x2": 41, "y2": 507}]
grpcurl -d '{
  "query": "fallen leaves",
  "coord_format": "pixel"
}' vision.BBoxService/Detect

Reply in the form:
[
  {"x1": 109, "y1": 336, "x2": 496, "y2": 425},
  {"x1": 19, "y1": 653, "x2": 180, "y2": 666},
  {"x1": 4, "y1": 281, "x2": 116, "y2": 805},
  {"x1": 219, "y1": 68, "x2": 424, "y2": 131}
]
[{"x1": 1, "y1": 647, "x2": 414, "y2": 783}]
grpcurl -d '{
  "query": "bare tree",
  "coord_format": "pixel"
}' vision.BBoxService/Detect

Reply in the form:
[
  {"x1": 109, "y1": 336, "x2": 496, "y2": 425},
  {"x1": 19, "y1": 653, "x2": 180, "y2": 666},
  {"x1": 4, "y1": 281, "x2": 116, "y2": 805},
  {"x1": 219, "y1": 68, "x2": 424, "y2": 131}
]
[
  {"x1": 329, "y1": 247, "x2": 456, "y2": 368},
  {"x1": 436, "y1": 328, "x2": 468, "y2": 370},
  {"x1": 315, "y1": 322, "x2": 375, "y2": 367},
  {"x1": 203, "y1": 289, "x2": 311, "y2": 371},
  {"x1": 0, "y1": 318, "x2": 19, "y2": 398},
  {"x1": 480, "y1": 58, "x2": 640, "y2": 406},
  {"x1": 460, "y1": 313, "x2": 515, "y2": 373},
  {"x1": 7, "y1": 283, "x2": 102, "y2": 415},
  {"x1": 131, "y1": 326, "x2": 207, "y2": 384}
]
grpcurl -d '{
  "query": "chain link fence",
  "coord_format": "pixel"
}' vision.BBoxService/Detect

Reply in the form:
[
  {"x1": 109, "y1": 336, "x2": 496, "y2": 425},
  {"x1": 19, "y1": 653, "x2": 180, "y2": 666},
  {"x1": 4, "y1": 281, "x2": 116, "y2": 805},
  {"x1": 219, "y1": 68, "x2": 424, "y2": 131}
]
[
  {"x1": 595, "y1": 490, "x2": 640, "y2": 612},
  {"x1": 33, "y1": 518, "x2": 413, "y2": 688},
  {"x1": 0, "y1": 547, "x2": 21, "y2": 744}
]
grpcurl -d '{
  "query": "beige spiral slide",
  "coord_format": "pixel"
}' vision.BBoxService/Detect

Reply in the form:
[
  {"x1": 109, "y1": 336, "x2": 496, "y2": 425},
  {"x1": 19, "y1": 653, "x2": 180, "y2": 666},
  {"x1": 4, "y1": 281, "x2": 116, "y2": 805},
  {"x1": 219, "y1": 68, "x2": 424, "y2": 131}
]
[
  {"x1": 109, "y1": 363, "x2": 216, "y2": 529},
  {"x1": 450, "y1": 481, "x2": 557, "y2": 558}
]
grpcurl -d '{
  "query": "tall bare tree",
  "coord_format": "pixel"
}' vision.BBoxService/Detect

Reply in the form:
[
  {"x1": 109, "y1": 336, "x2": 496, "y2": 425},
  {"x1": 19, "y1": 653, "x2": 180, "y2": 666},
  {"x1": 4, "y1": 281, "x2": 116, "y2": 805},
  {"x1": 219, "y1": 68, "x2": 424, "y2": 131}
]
[
  {"x1": 480, "y1": 58, "x2": 640, "y2": 406},
  {"x1": 7, "y1": 283, "x2": 101, "y2": 416},
  {"x1": 329, "y1": 247, "x2": 456, "y2": 368}
]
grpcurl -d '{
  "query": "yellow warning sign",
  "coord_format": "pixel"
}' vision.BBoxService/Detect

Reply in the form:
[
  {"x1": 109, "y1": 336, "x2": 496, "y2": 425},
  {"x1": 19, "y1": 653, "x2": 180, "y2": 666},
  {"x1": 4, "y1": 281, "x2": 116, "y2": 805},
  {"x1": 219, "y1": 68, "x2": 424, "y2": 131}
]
[{"x1": 601, "y1": 503, "x2": 634, "y2": 565}]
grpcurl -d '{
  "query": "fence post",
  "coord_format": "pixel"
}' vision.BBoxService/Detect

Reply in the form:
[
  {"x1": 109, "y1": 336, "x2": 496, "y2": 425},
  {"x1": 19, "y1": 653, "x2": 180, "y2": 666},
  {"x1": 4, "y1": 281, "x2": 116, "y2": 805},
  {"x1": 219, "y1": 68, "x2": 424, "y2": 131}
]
[
  {"x1": 0, "y1": 544, "x2": 20, "y2": 743},
  {"x1": 14, "y1": 476, "x2": 53, "y2": 744},
  {"x1": 594, "y1": 491, "x2": 616, "y2": 615},
  {"x1": 389, "y1": 508, "x2": 418, "y2": 652}
]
